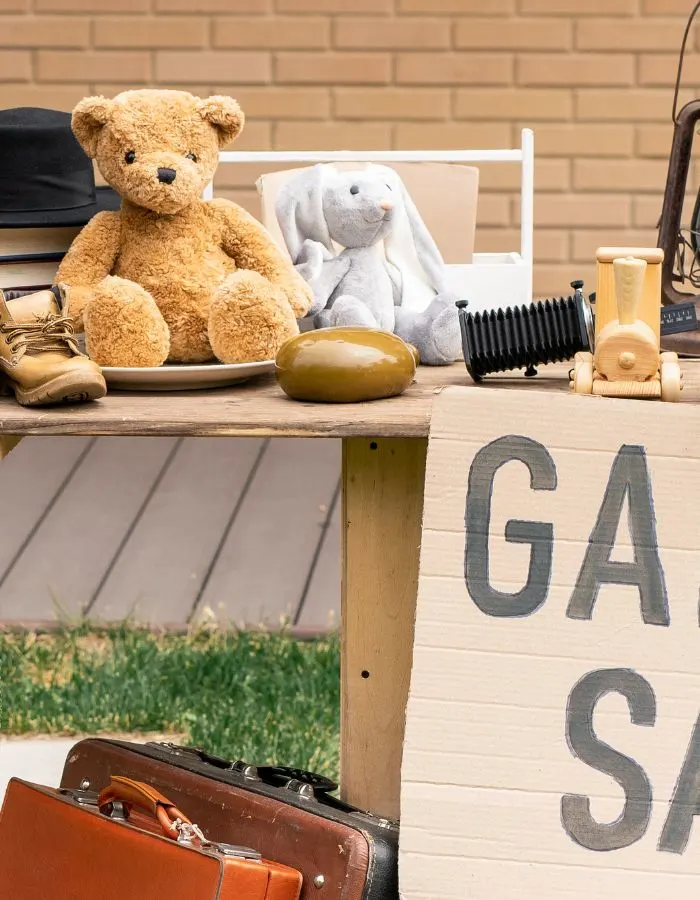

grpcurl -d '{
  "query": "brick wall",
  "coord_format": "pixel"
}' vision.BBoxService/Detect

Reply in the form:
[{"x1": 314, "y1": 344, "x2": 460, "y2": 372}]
[{"x1": 1, "y1": 0, "x2": 698, "y2": 297}]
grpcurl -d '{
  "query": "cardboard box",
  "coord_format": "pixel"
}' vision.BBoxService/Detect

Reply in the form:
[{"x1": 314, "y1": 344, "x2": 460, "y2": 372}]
[{"x1": 256, "y1": 161, "x2": 479, "y2": 266}]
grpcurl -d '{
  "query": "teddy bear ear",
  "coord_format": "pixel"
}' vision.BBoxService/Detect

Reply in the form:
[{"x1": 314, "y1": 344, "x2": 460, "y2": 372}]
[
  {"x1": 196, "y1": 95, "x2": 245, "y2": 148},
  {"x1": 71, "y1": 96, "x2": 114, "y2": 159}
]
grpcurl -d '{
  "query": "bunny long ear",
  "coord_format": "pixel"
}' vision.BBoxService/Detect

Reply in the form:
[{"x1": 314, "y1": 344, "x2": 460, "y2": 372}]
[
  {"x1": 381, "y1": 166, "x2": 448, "y2": 294},
  {"x1": 274, "y1": 164, "x2": 334, "y2": 264}
]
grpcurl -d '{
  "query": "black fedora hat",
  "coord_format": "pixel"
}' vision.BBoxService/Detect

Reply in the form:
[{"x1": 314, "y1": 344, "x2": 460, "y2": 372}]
[{"x1": 0, "y1": 106, "x2": 121, "y2": 229}]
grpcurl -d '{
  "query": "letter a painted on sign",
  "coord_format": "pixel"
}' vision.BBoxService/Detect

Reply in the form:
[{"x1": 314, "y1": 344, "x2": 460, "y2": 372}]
[
  {"x1": 465, "y1": 435, "x2": 557, "y2": 618},
  {"x1": 567, "y1": 444, "x2": 670, "y2": 626},
  {"x1": 659, "y1": 714, "x2": 700, "y2": 854}
]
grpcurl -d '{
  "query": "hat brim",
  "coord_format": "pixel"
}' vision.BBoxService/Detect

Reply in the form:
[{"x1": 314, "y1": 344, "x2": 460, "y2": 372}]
[{"x1": 0, "y1": 186, "x2": 121, "y2": 228}]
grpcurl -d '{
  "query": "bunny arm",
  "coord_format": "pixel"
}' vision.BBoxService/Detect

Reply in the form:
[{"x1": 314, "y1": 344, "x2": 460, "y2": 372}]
[
  {"x1": 55, "y1": 210, "x2": 122, "y2": 331},
  {"x1": 290, "y1": 239, "x2": 351, "y2": 317},
  {"x1": 307, "y1": 257, "x2": 351, "y2": 314},
  {"x1": 211, "y1": 198, "x2": 313, "y2": 318}
]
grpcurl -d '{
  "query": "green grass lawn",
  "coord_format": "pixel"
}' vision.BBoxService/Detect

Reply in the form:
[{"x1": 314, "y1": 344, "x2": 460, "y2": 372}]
[{"x1": 0, "y1": 623, "x2": 341, "y2": 780}]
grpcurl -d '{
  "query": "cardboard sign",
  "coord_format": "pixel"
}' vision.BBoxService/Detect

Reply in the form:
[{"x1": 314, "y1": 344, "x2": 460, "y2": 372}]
[{"x1": 400, "y1": 384, "x2": 700, "y2": 899}]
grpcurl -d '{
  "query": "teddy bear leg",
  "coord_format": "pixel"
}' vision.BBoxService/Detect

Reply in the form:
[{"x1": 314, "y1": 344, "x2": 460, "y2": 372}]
[
  {"x1": 84, "y1": 275, "x2": 170, "y2": 368},
  {"x1": 208, "y1": 270, "x2": 299, "y2": 364}
]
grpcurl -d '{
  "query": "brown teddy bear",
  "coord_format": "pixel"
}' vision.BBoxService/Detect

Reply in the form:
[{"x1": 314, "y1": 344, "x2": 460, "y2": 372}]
[{"x1": 56, "y1": 89, "x2": 313, "y2": 367}]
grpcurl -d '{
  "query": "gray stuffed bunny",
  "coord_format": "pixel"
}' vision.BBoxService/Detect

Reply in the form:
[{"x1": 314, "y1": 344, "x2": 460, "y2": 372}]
[{"x1": 274, "y1": 162, "x2": 469, "y2": 365}]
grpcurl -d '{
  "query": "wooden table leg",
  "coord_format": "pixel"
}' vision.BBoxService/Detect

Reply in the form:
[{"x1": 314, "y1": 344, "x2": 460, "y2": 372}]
[
  {"x1": 0, "y1": 436, "x2": 22, "y2": 460},
  {"x1": 340, "y1": 436, "x2": 427, "y2": 821}
]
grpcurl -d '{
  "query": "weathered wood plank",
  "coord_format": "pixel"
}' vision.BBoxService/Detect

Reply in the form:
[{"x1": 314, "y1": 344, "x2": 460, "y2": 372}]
[
  {"x1": 0, "y1": 363, "x2": 468, "y2": 438},
  {"x1": 193, "y1": 438, "x2": 341, "y2": 628},
  {"x1": 0, "y1": 436, "x2": 94, "y2": 594},
  {"x1": 295, "y1": 483, "x2": 340, "y2": 632},
  {"x1": 88, "y1": 437, "x2": 267, "y2": 624},
  {"x1": 341, "y1": 437, "x2": 428, "y2": 821},
  {"x1": 0, "y1": 437, "x2": 181, "y2": 621},
  {"x1": 1, "y1": 361, "x2": 700, "y2": 439}
]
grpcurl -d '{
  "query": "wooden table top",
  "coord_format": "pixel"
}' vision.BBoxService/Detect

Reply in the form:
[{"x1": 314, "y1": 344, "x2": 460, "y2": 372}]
[{"x1": 1, "y1": 359, "x2": 700, "y2": 439}]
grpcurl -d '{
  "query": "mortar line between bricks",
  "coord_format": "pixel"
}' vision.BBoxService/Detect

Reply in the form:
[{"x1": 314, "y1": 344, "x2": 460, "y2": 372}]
[{"x1": 207, "y1": 12, "x2": 214, "y2": 51}]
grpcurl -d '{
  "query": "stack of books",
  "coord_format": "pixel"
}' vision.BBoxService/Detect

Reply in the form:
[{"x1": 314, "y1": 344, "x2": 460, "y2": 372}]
[{"x1": 0, "y1": 224, "x2": 81, "y2": 293}]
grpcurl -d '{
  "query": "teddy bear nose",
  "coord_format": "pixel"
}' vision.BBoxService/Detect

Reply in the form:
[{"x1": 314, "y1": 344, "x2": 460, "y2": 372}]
[{"x1": 157, "y1": 167, "x2": 177, "y2": 185}]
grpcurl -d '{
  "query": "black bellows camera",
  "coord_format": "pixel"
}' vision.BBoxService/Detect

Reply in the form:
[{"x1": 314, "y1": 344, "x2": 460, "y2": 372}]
[{"x1": 456, "y1": 281, "x2": 595, "y2": 382}]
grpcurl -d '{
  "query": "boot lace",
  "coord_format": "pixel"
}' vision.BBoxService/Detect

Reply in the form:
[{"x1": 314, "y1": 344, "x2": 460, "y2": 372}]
[{"x1": 0, "y1": 313, "x2": 84, "y2": 361}]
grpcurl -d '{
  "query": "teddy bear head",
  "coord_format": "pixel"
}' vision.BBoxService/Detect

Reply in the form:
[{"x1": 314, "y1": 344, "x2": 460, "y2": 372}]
[{"x1": 71, "y1": 88, "x2": 244, "y2": 215}]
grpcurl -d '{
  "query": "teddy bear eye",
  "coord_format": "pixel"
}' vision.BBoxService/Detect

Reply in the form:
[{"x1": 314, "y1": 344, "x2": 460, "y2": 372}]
[
  {"x1": 124, "y1": 150, "x2": 136, "y2": 164},
  {"x1": 349, "y1": 185, "x2": 359, "y2": 195},
  {"x1": 186, "y1": 152, "x2": 198, "y2": 162}
]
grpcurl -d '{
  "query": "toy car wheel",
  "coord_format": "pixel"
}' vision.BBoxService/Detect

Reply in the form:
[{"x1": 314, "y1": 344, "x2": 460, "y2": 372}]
[
  {"x1": 660, "y1": 354, "x2": 683, "y2": 402},
  {"x1": 571, "y1": 352, "x2": 594, "y2": 394}
]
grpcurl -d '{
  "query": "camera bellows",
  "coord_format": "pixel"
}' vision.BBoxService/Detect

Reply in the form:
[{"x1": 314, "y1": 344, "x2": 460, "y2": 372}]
[{"x1": 458, "y1": 289, "x2": 593, "y2": 382}]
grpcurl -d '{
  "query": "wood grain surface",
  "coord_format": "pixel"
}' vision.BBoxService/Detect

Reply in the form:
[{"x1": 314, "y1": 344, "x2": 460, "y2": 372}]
[
  {"x1": 0, "y1": 360, "x2": 674, "y2": 439},
  {"x1": 1, "y1": 361, "x2": 697, "y2": 439},
  {"x1": 341, "y1": 436, "x2": 428, "y2": 820}
]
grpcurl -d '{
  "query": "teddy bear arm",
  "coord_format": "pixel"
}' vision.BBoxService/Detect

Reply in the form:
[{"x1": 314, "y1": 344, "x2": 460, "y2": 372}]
[
  {"x1": 56, "y1": 211, "x2": 121, "y2": 328},
  {"x1": 215, "y1": 200, "x2": 313, "y2": 318}
]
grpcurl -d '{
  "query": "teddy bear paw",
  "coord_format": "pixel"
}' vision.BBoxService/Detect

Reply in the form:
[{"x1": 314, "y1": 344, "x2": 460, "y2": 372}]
[
  {"x1": 84, "y1": 275, "x2": 170, "y2": 368},
  {"x1": 282, "y1": 275, "x2": 315, "y2": 320},
  {"x1": 209, "y1": 270, "x2": 300, "y2": 364}
]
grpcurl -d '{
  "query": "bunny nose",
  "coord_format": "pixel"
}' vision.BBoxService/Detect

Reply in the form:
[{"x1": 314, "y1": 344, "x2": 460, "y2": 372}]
[{"x1": 379, "y1": 199, "x2": 393, "y2": 211}]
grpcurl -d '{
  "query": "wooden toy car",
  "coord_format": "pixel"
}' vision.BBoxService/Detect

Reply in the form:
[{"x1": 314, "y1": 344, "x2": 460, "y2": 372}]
[{"x1": 570, "y1": 247, "x2": 683, "y2": 402}]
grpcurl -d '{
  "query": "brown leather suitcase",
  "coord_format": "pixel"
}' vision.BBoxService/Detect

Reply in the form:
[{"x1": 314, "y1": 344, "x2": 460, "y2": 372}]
[
  {"x1": 0, "y1": 774, "x2": 303, "y2": 899},
  {"x1": 60, "y1": 737, "x2": 399, "y2": 900}
]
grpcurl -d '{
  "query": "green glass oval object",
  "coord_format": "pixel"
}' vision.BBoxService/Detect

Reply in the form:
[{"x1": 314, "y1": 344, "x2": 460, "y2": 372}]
[{"x1": 275, "y1": 327, "x2": 417, "y2": 403}]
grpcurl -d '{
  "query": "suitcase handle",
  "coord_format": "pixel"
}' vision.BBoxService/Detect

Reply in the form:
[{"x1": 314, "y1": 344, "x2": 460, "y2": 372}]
[{"x1": 98, "y1": 775, "x2": 204, "y2": 843}]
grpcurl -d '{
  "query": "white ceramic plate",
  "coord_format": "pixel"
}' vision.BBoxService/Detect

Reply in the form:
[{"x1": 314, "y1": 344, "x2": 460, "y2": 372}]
[{"x1": 101, "y1": 359, "x2": 276, "y2": 392}]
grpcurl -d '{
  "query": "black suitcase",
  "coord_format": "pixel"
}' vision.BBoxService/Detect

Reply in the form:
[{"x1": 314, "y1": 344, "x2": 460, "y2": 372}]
[{"x1": 60, "y1": 737, "x2": 399, "y2": 900}]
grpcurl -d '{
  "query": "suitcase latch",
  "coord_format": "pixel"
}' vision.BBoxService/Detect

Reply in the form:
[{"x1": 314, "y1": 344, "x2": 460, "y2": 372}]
[
  {"x1": 229, "y1": 760, "x2": 260, "y2": 780},
  {"x1": 200, "y1": 842, "x2": 263, "y2": 861},
  {"x1": 148, "y1": 742, "x2": 261, "y2": 780},
  {"x1": 283, "y1": 778, "x2": 315, "y2": 800},
  {"x1": 58, "y1": 787, "x2": 100, "y2": 807}
]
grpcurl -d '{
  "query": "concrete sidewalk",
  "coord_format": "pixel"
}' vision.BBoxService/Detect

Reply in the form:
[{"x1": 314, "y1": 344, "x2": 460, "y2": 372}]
[
  {"x1": 0, "y1": 737, "x2": 77, "y2": 803},
  {"x1": 0, "y1": 733, "x2": 184, "y2": 805}
]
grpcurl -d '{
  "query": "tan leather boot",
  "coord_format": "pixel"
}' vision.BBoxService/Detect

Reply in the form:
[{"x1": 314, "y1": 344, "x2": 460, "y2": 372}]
[{"x1": 0, "y1": 285, "x2": 106, "y2": 406}]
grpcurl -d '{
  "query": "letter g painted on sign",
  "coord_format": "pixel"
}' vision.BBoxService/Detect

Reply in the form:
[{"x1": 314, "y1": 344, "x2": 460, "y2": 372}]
[{"x1": 464, "y1": 435, "x2": 557, "y2": 618}]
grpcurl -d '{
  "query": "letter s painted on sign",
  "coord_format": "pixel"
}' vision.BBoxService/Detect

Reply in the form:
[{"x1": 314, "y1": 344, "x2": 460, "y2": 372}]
[{"x1": 562, "y1": 668, "x2": 655, "y2": 852}]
